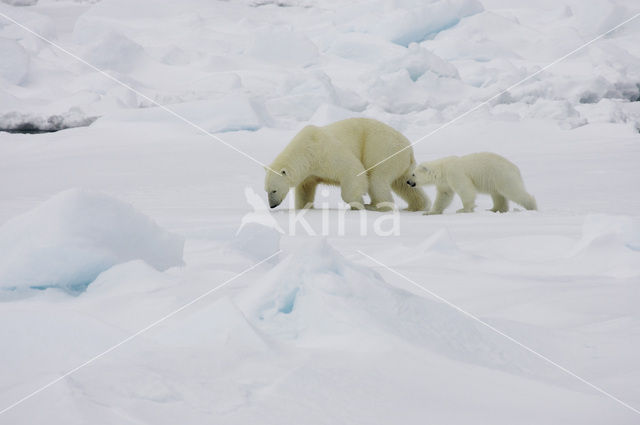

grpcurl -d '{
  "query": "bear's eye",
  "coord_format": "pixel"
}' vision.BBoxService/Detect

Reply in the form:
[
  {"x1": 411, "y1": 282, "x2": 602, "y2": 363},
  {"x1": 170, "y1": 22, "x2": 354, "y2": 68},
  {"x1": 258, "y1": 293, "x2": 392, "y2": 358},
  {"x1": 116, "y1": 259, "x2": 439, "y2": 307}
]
[{"x1": 271, "y1": 190, "x2": 277, "y2": 194}]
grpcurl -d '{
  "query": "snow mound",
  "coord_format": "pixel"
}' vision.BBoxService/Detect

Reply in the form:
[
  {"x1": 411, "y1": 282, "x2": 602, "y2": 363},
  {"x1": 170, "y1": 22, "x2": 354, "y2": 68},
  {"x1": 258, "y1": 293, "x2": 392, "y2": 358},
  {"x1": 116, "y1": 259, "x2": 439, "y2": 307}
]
[
  {"x1": 573, "y1": 214, "x2": 640, "y2": 252},
  {"x1": 200, "y1": 96, "x2": 271, "y2": 133},
  {"x1": 236, "y1": 239, "x2": 532, "y2": 373},
  {"x1": 569, "y1": 214, "x2": 640, "y2": 278},
  {"x1": 367, "y1": 65, "x2": 467, "y2": 113},
  {"x1": 379, "y1": 43, "x2": 459, "y2": 81},
  {"x1": 367, "y1": 70, "x2": 428, "y2": 114},
  {"x1": 76, "y1": 28, "x2": 145, "y2": 74},
  {"x1": 348, "y1": 0, "x2": 483, "y2": 46},
  {"x1": 0, "y1": 189, "x2": 184, "y2": 292},
  {"x1": 0, "y1": 38, "x2": 29, "y2": 85},
  {"x1": 325, "y1": 33, "x2": 405, "y2": 63},
  {"x1": 86, "y1": 260, "x2": 174, "y2": 296},
  {"x1": 100, "y1": 96, "x2": 271, "y2": 133},
  {"x1": 266, "y1": 70, "x2": 365, "y2": 122},
  {"x1": 309, "y1": 103, "x2": 360, "y2": 126},
  {"x1": 526, "y1": 100, "x2": 587, "y2": 129},
  {"x1": 577, "y1": 98, "x2": 640, "y2": 126},
  {"x1": 158, "y1": 297, "x2": 270, "y2": 352},
  {"x1": 0, "y1": 110, "x2": 97, "y2": 133}
]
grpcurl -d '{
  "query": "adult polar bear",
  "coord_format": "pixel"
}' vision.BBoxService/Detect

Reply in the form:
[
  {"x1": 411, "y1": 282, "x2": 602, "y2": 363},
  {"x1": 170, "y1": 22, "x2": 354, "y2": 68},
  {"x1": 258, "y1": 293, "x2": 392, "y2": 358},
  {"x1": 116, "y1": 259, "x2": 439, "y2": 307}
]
[
  {"x1": 407, "y1": 152, "x2": 537, "y2": 214},
  {"x1": 264, "y1": 118, "x2": 428, "y2": 211}
]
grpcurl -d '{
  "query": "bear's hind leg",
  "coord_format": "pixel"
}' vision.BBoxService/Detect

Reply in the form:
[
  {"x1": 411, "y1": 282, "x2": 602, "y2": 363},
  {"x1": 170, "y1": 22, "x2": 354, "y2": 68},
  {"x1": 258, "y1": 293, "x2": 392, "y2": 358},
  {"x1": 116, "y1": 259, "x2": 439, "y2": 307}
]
[
  {"x1": 368, "y1": 175, "x2": 395, "y2": 211},
  {"x1": 514, "y1": 193, "x2": 537, "y2": 210},
  {"x1": 489, "y1": 193, "x2": 509, "y2": 213},
  {"x1": 392, "y1": 177, "x2": 429, "y2": 211},
  {"x1": 295, "y1": 177, "x2": 318, "y2": 209},
  {"x1": 499, "y1": 182, "x2": 537, "y2": 211}
]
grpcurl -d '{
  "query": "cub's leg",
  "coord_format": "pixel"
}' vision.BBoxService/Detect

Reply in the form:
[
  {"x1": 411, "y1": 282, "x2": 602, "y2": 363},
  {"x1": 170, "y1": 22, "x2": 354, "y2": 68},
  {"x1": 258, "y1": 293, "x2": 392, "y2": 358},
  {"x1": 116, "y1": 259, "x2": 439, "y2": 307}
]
[
  {"x1": 489, "y1": 193, "x2": 509, "y2": 213},
  {"x1": 426, "y1": 188, "x2": 454, "y2": 215},
  {"x1": 449, "y1": 174, "x2": 477, "y2": 213},
  {"x1": 295, "y1": 177, "x2": 319, "y2": 209}
]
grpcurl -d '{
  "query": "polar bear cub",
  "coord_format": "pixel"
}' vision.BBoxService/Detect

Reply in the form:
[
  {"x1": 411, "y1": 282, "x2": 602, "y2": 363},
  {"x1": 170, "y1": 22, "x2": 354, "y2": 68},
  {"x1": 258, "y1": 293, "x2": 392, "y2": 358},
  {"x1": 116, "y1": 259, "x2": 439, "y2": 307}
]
[{"x1": 407, "y1": 152, "x2": 537, "y2": 214}]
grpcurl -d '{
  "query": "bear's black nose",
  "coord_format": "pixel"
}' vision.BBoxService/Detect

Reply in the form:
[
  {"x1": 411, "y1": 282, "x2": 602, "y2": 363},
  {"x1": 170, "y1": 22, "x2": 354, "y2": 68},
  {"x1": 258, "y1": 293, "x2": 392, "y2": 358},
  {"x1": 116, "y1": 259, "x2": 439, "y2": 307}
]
[{"x1": 407, "y1": 180, "x2": 416, "y2": 187}]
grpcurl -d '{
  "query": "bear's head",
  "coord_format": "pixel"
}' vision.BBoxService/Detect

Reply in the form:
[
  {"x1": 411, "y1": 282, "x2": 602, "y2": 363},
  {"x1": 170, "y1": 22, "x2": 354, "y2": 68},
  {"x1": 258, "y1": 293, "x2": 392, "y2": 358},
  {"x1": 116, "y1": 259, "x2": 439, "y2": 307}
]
[
  {"x1": 264, "y1": 167, "x2": 291, "y2": 208},
  {"x1": 407, "y1": 164, "x2": 436, "y2": 187}
]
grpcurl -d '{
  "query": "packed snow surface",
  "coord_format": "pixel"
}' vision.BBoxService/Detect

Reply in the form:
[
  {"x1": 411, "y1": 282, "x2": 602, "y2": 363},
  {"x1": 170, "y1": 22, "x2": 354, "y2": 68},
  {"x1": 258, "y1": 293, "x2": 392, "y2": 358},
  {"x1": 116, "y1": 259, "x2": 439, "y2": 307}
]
[{"x1": 0, "y1": 0, "x2": 639, "y2": 424}]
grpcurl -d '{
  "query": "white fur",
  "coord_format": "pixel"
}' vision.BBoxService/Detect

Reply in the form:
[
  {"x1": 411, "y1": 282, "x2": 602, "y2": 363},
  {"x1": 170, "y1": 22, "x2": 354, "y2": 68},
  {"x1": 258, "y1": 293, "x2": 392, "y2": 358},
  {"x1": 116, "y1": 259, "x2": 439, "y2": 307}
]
[
  {"x1": 410, "y1": 152, "x2": 537, "y2": 214},
  {"x1": 265, "y1": 118, "x2": 429, "y2": 211}
]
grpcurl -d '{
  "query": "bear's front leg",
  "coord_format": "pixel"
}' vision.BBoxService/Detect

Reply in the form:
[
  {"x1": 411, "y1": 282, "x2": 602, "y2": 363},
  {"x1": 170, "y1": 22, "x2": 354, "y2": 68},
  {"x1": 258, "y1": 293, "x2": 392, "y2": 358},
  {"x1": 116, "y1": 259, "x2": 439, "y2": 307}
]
[
  {"x1": 340, "y1": 174, "x2": 368, "y2": 210},
  {"x1": 295, "y1": 177, "x2": 318, "y2": 209}
]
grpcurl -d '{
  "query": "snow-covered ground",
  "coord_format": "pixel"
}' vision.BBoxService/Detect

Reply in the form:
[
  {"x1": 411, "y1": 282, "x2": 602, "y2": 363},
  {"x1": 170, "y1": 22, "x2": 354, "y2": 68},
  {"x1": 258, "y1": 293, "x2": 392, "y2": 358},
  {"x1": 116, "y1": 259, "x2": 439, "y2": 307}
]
[{"x1": 1, "y1": 0, "x2": 639, "y2": 423}]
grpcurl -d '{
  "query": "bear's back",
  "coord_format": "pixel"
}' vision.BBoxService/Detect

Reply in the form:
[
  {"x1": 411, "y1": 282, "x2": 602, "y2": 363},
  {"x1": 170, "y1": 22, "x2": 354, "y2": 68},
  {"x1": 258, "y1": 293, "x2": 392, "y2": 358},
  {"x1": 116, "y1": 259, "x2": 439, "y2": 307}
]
[
  {"x1": 456, "y1": 153, "x2": 521, "y2": 188},
  {"x1": 458, "y1": 153, "x2": 518, "y2": 174},
  {"x1": 325, "y1": 118, "x2": 413, "y2": 169}
]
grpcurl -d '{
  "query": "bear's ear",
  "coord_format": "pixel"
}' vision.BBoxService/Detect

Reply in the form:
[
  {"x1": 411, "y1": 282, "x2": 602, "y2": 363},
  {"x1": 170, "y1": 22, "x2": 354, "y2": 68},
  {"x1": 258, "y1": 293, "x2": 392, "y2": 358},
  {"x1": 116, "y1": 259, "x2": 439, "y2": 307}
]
[{"x1": 265, "y1": 166, "x2": 277, "y2": 176}]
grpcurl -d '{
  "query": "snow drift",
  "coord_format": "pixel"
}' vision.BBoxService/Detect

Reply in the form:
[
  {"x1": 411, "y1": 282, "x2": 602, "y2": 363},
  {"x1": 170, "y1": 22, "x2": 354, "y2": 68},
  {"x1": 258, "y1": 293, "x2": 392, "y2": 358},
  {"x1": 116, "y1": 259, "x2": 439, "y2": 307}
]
[
  {"x1": 0, "y1": 189, "x2": 184, "y2": 292},
  {"x1": 379, "y1": 228, "x2": 471, "y2": 266},
  {"x1": 568, "y1": 214, "x2": 640, "y2": 278},
  {"x1": 236, "y1": 239, "x2": 536, "y2": 375}
]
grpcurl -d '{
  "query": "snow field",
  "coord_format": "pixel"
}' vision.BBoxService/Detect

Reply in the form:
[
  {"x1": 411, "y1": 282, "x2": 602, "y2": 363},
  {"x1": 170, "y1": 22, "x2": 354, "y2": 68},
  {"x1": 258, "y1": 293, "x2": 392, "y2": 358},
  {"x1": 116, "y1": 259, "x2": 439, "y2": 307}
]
[
  {"x1": 0, "y1": 0, "x2": 639, "y2": 423},
  {"x1": 1, "y1": 219, "x2": 638, "y2": 424}
]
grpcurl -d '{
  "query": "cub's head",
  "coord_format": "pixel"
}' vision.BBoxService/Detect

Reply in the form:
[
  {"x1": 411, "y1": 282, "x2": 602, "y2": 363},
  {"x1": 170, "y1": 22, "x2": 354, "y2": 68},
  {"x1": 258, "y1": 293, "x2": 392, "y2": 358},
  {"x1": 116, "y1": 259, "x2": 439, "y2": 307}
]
[
  {"x1": 264, "y1": 167, "x2": 291, "y2": 208},
  {"x1": 406, "y1": 164, "x2": 436, "y2": 187}
]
